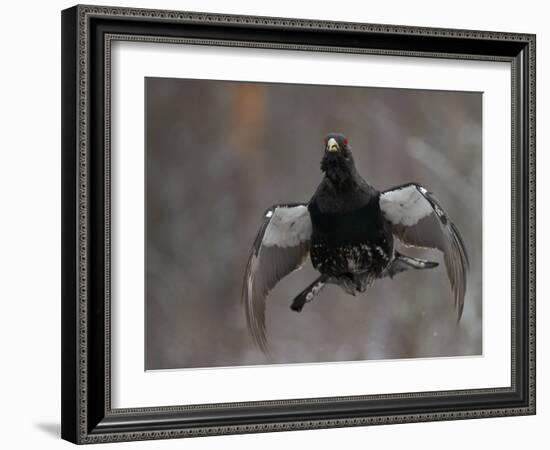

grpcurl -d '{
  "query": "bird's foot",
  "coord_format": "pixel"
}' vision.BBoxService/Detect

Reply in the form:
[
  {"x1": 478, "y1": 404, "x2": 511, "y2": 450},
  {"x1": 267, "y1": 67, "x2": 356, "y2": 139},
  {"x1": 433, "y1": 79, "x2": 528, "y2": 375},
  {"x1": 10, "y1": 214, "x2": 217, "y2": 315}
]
[{"x1": 382, "y1": 253, "x2": 439, "y2": 279}]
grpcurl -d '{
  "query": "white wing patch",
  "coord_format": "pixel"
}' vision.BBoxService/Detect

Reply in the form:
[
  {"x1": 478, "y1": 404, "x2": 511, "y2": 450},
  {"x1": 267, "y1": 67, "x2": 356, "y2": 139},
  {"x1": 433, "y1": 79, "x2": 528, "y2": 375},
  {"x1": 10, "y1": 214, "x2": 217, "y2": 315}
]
[
  {"x1": 379, "y1": 184, "x2": 433, "y2": 226},
  {"x1": 263, "y1": 205, "x2": 312, "y2": 247},
  {"x1": 380, "y1": 183, "x2": 469, "y2": 321},
  {"x1": 242, "y1": 204, "x2": 312, "y2": 354}
]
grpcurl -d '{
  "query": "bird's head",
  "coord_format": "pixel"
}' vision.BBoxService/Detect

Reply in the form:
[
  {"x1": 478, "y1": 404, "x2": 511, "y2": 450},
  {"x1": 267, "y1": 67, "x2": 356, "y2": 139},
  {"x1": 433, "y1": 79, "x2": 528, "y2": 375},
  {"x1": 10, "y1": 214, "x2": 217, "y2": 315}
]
[{"x1": 320, "y1": 133, "x2": 357, "y2": 188}]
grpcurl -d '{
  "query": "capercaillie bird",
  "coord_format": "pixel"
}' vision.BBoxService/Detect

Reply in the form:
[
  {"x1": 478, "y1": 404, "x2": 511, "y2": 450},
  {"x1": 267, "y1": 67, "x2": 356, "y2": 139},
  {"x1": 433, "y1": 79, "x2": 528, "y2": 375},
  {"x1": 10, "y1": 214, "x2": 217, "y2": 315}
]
[{"x1": 242, "y1": 133, "x2": 469, "y2": 354}]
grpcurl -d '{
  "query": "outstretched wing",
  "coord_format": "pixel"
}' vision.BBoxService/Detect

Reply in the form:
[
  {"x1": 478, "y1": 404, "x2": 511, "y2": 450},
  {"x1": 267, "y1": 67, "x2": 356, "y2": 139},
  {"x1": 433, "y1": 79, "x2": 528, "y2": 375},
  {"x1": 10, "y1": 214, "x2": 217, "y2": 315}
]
[
  {"x1": 242, "y1": 204, "x2": 312, "y2": 354},
  {"x1": 379, "y1": 183, "x2": 470, "y2": 320}
]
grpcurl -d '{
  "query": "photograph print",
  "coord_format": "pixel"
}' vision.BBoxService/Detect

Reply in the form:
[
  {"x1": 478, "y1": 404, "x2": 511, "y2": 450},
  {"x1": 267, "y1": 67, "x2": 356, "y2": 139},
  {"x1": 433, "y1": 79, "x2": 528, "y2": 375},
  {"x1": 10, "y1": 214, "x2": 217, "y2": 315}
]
[{"x1": 145, "y1": 77, "x2": 481, "y2": 370}]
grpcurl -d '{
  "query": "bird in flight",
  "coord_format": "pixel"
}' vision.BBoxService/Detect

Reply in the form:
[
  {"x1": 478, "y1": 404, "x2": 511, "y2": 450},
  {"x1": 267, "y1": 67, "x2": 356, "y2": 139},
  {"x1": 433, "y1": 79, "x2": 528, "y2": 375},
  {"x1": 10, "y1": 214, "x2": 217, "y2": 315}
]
[{"x1": 242, "y1": 133, "x2": 469, "y2": 354}]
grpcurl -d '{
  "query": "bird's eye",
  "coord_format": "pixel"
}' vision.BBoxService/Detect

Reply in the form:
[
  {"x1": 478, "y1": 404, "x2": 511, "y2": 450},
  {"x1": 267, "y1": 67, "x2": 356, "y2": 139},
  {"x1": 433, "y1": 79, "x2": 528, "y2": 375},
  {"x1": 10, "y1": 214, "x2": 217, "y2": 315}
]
[{"x1": 343, "y1": 138, "x2": 349, "y2": 146}]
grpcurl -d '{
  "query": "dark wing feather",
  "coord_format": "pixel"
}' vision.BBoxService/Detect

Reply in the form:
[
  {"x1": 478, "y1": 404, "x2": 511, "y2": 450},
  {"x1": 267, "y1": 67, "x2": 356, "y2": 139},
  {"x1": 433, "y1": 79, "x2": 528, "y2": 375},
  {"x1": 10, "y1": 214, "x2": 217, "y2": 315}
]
[
  {"x1": 242, "y1": 204, "x2": 311, "y2": 354},
  {"x1": 379, "y1": 183, "x2": 470, "y2": 320}
]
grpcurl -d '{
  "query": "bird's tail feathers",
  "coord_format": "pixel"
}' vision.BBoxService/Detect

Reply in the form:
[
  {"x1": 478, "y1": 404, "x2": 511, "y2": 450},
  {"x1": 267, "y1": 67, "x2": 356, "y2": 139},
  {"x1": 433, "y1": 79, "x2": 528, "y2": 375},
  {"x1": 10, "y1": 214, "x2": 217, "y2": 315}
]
[{"x1": 290, "y1": 275, "x2": 328, "y2": 312}]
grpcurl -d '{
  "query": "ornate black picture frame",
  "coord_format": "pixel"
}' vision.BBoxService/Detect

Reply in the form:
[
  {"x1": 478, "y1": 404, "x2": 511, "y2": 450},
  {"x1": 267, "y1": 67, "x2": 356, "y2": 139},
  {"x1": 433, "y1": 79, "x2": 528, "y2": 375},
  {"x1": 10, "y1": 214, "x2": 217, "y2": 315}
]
[{"x1": 61, "y1": 4, "x2": 536, "y2": 444}]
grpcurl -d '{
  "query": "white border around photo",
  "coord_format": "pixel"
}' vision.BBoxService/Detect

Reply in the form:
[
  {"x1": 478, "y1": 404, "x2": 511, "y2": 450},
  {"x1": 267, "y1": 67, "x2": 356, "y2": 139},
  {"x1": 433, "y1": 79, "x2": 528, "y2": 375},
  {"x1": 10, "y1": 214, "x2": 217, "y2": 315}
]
[{"x1": 111, "y1": 41, "x2": 511, "y2": 409}]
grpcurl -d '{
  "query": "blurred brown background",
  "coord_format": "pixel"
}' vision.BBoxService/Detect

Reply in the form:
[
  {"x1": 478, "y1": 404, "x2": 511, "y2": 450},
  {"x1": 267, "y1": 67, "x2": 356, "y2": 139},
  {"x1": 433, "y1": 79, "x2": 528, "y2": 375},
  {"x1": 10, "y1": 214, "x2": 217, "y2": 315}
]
[{"x1": 145, "y1": 77, "x2": 482, "y2": 370}]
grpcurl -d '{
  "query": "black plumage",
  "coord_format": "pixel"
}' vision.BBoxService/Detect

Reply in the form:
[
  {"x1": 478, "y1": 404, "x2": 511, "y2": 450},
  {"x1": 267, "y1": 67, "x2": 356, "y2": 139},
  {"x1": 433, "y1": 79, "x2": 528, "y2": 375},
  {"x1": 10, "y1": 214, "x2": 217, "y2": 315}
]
[{"x1": 242, "y1": 133, "x2": 469, "y2": 355}]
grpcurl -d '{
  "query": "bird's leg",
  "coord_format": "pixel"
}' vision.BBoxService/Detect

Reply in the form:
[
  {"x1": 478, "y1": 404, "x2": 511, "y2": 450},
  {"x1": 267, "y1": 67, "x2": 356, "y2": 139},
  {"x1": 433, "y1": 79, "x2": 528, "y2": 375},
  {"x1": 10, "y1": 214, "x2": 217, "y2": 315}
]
[
  {"x1": 382, "y1": 252, "x2": 438, "y2": 279},
  {"x1": 290, "y1": 275, "x2": 328, "y2": 312}
]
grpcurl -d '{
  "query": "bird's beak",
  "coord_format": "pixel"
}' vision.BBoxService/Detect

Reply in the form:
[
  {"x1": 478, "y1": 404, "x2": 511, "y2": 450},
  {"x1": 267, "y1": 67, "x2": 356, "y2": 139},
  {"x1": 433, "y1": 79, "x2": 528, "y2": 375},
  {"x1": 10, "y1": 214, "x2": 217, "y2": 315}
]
[{"x1": 326, "y1": 138, "x2": 339, "y2": 153}]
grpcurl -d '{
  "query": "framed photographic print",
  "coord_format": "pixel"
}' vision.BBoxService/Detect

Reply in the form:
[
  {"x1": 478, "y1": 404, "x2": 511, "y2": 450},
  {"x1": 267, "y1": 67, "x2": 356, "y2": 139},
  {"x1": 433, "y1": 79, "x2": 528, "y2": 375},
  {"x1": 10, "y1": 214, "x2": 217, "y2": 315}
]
[{"x1": 61, "y1": 4, "x2": 536, "y2": 444}]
